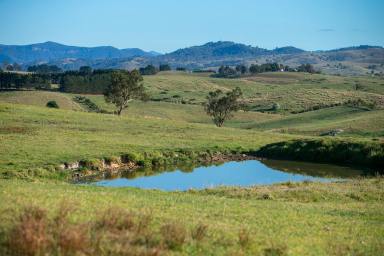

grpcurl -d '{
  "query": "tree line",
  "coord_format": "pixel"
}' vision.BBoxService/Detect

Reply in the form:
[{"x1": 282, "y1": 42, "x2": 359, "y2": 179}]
[
  {"x1": 139, "y1": 64, "x2": 171, "y2": 75},
  {"x1": 0, "y1": 66, "x2": 115, "y2": 93},
  {"x1": 0, "y1": 72, "x2": 54, "y2": 90},
  {"x1": 213, "y1": 63, "x2": 317, "y2": 78}
]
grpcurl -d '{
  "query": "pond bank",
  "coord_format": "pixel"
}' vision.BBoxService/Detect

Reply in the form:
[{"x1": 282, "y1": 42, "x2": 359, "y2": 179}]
[
  {"x1": 61, "y1": 137, "x2": 383, "y2": 181},
  {"x1": 64, "y1": 150, "x2": 261, "y2": 181},
  {"x1": 256, "y1": 138, "x2": 384, "y2": 171}
]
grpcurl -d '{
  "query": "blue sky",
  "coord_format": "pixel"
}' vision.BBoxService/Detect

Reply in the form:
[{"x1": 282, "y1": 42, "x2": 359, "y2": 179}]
[{"x1": 0, "y1": 0, "x2": 383, "y2": 53}]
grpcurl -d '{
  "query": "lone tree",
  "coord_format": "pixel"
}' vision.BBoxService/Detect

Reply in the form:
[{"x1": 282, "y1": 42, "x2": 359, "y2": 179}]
[
  {"x1": 104, "y1": 70, "x2": 147, "y2": 115},
  {"x1": 204, "y1": 87, "x2": 242, "y2": 127}
]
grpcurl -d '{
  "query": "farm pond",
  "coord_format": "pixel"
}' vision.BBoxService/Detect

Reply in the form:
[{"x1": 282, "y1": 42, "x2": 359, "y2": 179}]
[{"x1": 88, "y1": 159, "x2": 366, "y2": 191}]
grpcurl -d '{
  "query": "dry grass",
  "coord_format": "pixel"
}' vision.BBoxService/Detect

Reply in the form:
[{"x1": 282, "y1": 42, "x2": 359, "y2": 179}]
[
  {"x1": 238, "y1": 228, "x2": 251, "y2": 248},
  {"x1": 191, "y1": 223, "x2": 208, "y2": 241},
  {"x1": 160, "y1": 222, "x2": 187, "y2": 250},
  {"x1": 7, "y1": 206, "x2": 50, "y2": 256},
  {"x1": 263, "y1": 243, "x2": 288, "y2": 256},
  {"x1": 3, "y1": 204, "x2": 212, "y2": 255}
]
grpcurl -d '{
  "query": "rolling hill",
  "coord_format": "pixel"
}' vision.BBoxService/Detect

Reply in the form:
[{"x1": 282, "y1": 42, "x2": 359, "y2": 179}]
[
  {"x1": 0, "y1": 41, "x2": 160, "y2": 66},
  {"x1": 1, "y1": 41, "x2": 383, "y2": 75}
]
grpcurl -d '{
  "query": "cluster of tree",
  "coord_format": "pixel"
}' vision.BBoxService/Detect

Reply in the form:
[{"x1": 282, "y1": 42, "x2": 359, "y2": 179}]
[
  {"x1": 213, "y1": 66, "x2": 240, "y2": 78},
  {"x1": 297, "y1": 64, "x2": 316, "y2": 73},
  {"x1": 213, "y1": 63, "x2": 286, "y2": 78},
  {"x1": 249, "y1": 63, "x2": 287, "y2": 73},
  {"x1": 139, "y1": 65, "x2": 158, "y2": 75},
  {"x1": 192, "y1": 69, "x2": 215, "y2": 73},
  {"x1": 0, "y1": 65, "x2": 125, "y2": 93},
  {"x1": 139, "y1": 64, "x2": 173, "y2": 75},
  {"x1": 213, "y1": 63, "x2": 317, "y2": 78},
  {"x1": 0, "y1": 72, "x2": 51, "y2": 89},
  {"x1": 159, "y1": 64, "x2": 171, "y2": 71},
  {"x1": 59, "y1": 68, "x2": 114, "y2": 94},
  {"x1": 27, "y1": 64, "x2": 62, "y2": 73}
]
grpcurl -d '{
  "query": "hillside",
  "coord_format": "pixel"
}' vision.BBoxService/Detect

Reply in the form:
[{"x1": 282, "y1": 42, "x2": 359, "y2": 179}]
[
  {"x1": 0, "y1": 41, "x2": 159, "y2": 66},
  {"x1": 1, "y1": 41, "x2": 383, "y2": 75},
  {"x1": 1, "y1": 71, "x2": 383, "y2": 139}
]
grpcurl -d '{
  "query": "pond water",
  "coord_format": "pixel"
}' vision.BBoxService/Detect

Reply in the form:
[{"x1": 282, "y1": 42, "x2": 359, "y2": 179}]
[{"x1": 92, "y1": 159, "x2": 365, "y2": 191}]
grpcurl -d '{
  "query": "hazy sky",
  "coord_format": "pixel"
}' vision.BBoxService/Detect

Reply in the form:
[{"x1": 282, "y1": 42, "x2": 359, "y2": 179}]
[{"x1": 1, "y1": 0, "x2": 383, "y2": 53}]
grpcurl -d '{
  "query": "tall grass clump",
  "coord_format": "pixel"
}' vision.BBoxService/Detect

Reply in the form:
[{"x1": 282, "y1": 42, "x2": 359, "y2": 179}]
[
  {"x1": 191, "y1": 223, "x2": 208, "y2": 241},
  {"x1": 7, "y1": 206, "x2": 50, "y2": 256},
  {"x1": 160, "y1": 222, "x2": 187, "y2": 250}
]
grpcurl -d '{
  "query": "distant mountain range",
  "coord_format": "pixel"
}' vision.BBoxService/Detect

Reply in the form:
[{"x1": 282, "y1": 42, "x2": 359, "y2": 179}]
[
  {"x1": 0, "y1": 41, "x2": 160, "y2": 64},
  {"x1": 1, "y1": 41, "x2": 383, "y2": 75}
]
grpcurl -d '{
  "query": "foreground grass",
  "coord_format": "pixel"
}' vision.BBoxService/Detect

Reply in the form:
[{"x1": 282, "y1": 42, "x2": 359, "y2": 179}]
[{"x1": 0, "y1": 178, "x2": 383, "y2": 255}]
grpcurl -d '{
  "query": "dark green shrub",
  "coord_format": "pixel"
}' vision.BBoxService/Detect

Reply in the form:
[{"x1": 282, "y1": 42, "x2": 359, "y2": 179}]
[
  {"x1": 73, "y1": 96, "x2": 104, "y2": 113},
  {"x1": 46, "y1": 100, "x2": 59, "y2": 108},
  {"x1": 272, "y1": 102, "x2": 280, "y2": 112}
]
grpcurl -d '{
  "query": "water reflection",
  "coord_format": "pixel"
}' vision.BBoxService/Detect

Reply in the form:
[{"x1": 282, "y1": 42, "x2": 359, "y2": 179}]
[{"x1": 92, "y1": 159, "x2": 365, "y2": 191}]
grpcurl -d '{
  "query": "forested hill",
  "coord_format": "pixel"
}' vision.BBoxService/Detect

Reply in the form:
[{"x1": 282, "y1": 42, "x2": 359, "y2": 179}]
[
  {"x1": 158, "y1": 41, "x2": 304, "y2": 61},
  {"x1": 0, "y1": 41, "x2": 160, "y2": 64},
  {"x1": 1, "y1": 41, "x2": 383, "y2": 75}
]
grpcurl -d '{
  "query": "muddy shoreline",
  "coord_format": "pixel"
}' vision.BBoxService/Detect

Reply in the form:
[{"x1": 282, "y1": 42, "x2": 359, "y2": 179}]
[{"x1": 68, "y1": 153, "x2": 265, "y2": 183}]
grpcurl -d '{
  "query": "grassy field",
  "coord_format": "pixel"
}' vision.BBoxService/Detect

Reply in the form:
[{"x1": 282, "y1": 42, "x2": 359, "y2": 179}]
[
  {"x1": 0, "y1": 71, "x2": 383, "y2": 255},
  {"x1": 0, "y1": 102, "x2": 290, "y2": 178},
  {"x1": 143, "y1": 72, "x2": 384, "y2": 113},
  {"x1": 246, "y1": 105, "x2": 384, "y2": 137},
  {"x1": 0, "y1": 90, "x2": 83, "y2": 111},
  {"x1": 2, "y1": 90, "x2": 383, "y2": 137},
  {"x1": 0, "y1": 178, "x2": 383, "y2": 255}
]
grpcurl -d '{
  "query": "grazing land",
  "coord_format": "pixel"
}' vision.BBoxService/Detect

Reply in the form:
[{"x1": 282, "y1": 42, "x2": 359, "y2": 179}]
[{"x1": 0, "y1": 71, "x2": 383, "y2": 255}]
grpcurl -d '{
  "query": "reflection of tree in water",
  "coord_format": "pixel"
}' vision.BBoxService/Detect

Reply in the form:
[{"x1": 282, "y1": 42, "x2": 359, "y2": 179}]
[
  {"x1": 84, "y1": 159, "x2": 368, "y2": 184},
  {"x1": 118, "y1": 162, "x2": 222, "y2": 180},
  {"x1": 261, "y1": 159, "x2": 367, "y2": 178}
]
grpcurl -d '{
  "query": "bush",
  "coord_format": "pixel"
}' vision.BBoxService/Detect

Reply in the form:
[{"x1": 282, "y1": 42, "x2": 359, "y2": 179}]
[
  {"x1": 160, "y1": 222, "x2": 187, "y2": 249},
  {"x1": 272, "y1": 103, "x2": 280, "y2": 112},
  {"x1": 46, "y1": 100, "x2": 59, "y2": 108},
  {"x1": 73, "y1": 96, "x2": 104, "y2": 113}
]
